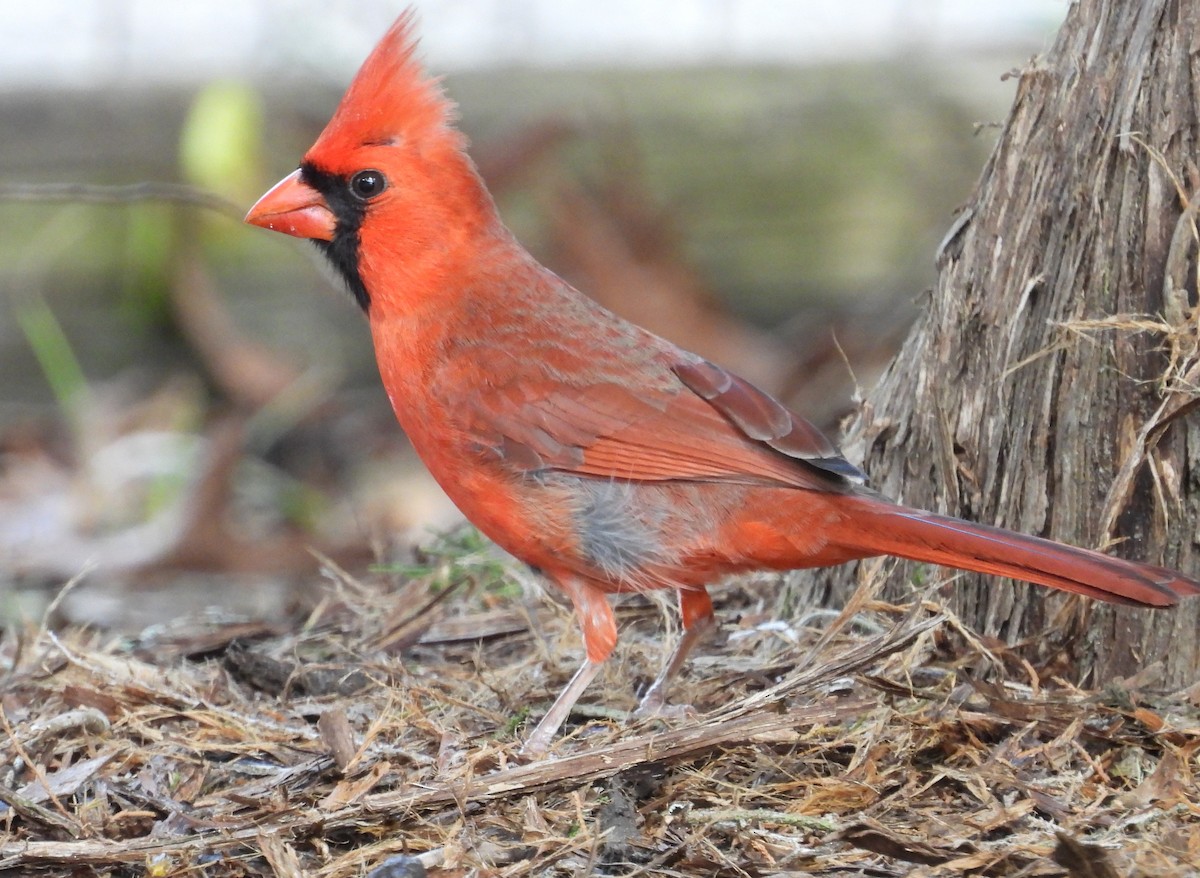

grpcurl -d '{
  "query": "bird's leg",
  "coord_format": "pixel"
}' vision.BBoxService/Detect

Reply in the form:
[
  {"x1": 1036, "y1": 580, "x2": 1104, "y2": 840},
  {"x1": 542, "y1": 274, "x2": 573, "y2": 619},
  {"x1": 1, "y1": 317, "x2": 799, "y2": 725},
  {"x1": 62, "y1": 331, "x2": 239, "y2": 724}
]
[
  {"x1": 636, "y1": 587, "x2": 715, "y2": 716},
  {"x1": 521, "y1": 659, "x2": 604, "y2": 757},
  {"x1": 521, "y1": 575, "x2": 617, "y2": 757}
]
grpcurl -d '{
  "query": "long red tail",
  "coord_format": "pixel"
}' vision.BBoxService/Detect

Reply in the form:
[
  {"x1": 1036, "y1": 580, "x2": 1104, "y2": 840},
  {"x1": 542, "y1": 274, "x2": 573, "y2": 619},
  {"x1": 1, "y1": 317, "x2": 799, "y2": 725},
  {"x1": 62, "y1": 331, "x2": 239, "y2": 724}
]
[{"x1": 837, "y1": 497, "x2": 1200, "y2": 607}]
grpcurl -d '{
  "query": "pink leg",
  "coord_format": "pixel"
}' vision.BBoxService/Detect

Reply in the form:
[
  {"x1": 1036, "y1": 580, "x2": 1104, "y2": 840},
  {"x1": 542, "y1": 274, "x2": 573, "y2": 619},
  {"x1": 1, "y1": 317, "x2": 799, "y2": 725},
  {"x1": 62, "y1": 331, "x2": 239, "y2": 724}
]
[
  {"x1": 521, "y1": 659, "x2": 604, "y2": 757},
  {"x1": 636, "y1": 587, "x2": 716, "y2": 715},
  {"x1": 521, "y1": 575, "x2": 616, "y2": 757}
]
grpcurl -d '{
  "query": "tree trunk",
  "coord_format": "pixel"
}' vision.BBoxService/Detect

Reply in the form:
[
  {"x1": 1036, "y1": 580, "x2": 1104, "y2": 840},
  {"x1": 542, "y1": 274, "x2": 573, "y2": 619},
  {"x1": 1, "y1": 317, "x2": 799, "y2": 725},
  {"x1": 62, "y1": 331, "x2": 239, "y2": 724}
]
[{"x1": 808, "y1": 0, "x2": 1200, "y2": 687}]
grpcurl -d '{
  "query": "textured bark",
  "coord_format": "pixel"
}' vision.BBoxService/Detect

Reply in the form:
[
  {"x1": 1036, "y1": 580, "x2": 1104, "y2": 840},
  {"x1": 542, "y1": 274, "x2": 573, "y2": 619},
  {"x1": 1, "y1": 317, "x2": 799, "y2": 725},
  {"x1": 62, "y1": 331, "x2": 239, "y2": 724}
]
[{"x1": 807, "y1": 0, "x2": 1200, "y2": 686}]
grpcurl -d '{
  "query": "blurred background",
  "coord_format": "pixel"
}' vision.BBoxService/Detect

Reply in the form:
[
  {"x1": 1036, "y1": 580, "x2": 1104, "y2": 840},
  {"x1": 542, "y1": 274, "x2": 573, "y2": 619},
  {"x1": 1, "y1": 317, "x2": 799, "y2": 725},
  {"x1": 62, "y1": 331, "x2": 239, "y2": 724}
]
[{"x1": 0, "y1": 0, "x2": 1066, "y2": 629}]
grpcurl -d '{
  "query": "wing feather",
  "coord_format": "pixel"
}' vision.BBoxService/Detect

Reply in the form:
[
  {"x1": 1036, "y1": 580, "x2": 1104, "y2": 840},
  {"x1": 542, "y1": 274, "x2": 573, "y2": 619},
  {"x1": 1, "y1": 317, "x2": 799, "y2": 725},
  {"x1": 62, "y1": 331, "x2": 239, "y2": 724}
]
[{"x1": 467, "y1": 357, "x2": 866, "y2": 491}]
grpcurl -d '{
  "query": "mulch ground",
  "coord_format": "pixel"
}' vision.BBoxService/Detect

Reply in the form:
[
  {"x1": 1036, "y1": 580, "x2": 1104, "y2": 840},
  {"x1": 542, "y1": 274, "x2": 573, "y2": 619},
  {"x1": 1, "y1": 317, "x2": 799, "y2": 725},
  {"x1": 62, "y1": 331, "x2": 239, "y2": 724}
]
[{"x1": 2, "y1": 560, "x2": 1198, "y2": 877}]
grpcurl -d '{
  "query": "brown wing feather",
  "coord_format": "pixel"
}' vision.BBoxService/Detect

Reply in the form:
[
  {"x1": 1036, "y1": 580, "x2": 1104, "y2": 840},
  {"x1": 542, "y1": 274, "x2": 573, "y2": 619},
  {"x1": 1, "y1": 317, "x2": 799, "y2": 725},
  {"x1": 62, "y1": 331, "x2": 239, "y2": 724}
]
[
  {"x1": 467, "y1": 356, "x2": 865, "y2": 491},
  {"x1": 672, "y1": 360, "x2": 866, "y2": 483}
]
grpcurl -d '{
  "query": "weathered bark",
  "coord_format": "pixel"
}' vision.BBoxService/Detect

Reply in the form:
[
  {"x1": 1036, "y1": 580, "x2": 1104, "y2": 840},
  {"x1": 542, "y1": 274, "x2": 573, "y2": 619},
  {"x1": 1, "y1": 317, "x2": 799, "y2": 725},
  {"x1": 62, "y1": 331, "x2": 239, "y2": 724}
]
[{"x1": 808, "y1": 0, "x2": 1200, "y2": 686}]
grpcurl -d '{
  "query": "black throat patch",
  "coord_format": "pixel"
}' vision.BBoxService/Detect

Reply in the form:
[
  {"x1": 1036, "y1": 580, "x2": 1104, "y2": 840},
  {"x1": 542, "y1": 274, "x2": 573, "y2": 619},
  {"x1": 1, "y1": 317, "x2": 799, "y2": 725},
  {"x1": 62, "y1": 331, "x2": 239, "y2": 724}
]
[{"x1": 300, "y1": 162, "x2": 371, "y2": 312}]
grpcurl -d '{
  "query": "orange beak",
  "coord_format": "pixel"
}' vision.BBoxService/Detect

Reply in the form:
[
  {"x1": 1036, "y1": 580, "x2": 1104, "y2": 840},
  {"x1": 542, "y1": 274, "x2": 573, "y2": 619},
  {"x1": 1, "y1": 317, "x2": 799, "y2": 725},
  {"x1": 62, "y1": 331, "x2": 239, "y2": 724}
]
[{"x1": 244, "y1": 169, "x2": 336, "y2": 241}]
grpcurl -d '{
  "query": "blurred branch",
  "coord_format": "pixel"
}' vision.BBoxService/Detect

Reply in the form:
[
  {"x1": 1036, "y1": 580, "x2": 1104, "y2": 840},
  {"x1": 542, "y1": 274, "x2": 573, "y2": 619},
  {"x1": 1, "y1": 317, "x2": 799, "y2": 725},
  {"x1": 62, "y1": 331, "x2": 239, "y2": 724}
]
[{"x1": 0, "y1": 182, "x2": 242, "y2": 218}]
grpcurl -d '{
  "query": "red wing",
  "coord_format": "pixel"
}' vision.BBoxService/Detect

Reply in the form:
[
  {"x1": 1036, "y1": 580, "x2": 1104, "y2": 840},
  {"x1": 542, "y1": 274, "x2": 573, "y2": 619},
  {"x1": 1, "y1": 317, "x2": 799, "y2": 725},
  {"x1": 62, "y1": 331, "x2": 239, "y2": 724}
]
[{"x1": 467, "y1": 357, "x2": 865, "y2": 491}]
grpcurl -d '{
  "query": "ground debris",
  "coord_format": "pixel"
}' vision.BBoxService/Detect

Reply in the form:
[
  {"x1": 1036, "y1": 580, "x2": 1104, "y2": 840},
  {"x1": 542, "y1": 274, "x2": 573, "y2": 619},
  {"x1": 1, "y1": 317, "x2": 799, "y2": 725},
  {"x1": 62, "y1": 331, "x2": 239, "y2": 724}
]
[{"x1": 1, "y1": 576, "x2": 1197, "y2": 877}]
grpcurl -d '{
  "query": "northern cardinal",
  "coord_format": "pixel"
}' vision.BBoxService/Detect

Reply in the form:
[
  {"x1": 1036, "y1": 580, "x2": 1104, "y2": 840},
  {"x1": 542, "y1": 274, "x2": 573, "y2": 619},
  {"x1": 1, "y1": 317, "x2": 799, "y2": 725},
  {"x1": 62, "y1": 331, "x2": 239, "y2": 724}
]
[{"x1": 247, "y1": 12, "x2": 1200, "y2": 755}]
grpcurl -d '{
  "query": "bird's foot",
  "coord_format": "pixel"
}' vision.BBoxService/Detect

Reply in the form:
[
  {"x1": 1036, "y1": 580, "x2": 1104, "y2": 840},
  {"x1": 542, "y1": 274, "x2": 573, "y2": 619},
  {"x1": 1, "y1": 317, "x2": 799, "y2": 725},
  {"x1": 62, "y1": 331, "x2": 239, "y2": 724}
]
[
  {"x1": 517, "y1": 736, "x2": 550, "y2": 761},
  {"x1": 634, "y1": 689, "x2": 697, "y2": 720},
  {"x1": 517, "y1": 659, "x2": 605, "y2": 759}
]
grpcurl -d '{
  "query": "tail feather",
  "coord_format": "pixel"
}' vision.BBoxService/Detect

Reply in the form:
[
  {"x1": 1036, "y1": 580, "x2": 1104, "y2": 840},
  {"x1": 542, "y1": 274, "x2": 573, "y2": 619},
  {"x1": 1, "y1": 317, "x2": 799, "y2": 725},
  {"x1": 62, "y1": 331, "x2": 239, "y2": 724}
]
[{"x1": 841, "y1": 499, "x2": 1200, "y2": 608}]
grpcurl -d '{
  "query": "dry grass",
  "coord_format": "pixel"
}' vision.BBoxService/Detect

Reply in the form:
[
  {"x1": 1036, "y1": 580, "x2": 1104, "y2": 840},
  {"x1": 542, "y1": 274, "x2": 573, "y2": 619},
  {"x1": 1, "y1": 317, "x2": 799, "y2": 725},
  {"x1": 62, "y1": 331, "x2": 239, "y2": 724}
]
[{"x1": 2, "y1": 563, "x2": 1198, "y2": 877}]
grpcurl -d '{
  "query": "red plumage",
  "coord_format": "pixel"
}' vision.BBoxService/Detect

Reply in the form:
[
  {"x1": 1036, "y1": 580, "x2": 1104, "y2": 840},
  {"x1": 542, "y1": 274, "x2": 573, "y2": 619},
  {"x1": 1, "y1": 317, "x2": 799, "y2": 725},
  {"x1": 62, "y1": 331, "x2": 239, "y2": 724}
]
[{"x1": 247, "y1": 12, "x2": 1199, "y2": 755}]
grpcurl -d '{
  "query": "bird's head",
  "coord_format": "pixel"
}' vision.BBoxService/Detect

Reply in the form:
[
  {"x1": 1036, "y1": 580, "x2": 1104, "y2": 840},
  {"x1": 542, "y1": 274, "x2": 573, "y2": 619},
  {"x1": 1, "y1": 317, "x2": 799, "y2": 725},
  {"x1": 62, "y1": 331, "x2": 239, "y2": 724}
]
[{"x1": 246, "y1": 10, "x2": 493, "y2": 314}]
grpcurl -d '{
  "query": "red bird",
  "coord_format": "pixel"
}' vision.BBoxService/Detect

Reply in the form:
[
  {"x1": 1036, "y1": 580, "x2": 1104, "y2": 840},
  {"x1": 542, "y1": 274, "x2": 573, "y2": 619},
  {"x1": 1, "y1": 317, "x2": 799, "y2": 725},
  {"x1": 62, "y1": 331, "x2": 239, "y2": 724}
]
[{"x1": 247, "y1": 12, "x2": 1199, "y2": 754}]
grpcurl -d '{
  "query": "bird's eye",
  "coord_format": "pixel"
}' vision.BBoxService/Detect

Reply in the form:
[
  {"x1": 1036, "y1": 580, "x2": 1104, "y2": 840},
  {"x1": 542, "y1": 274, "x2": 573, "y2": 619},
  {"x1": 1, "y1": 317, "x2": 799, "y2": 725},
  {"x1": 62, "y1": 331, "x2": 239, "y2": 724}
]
[{"x1": 349, "y1": 170, "x2": 387, "y2": 200}]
